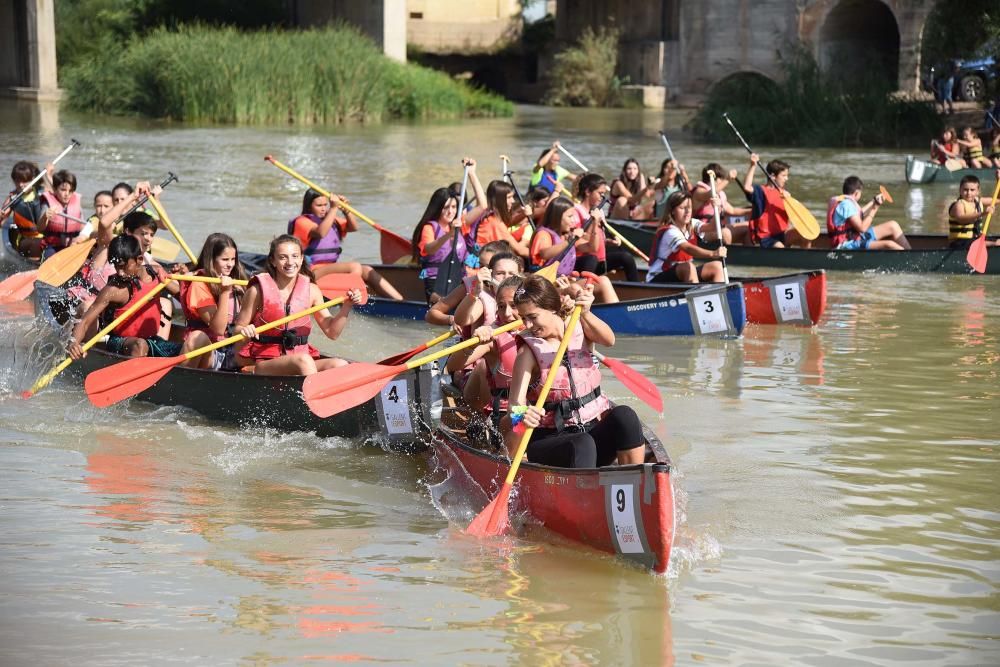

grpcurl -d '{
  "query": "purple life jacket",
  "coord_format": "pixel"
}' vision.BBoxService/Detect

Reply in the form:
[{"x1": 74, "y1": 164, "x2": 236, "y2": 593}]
[
  {"x1": 289, "y1": 213, "x2": 342, "y2": 264},
  {"x1": 532, "y1": 226, "x2": 575, "y2": 277},
  {"x1": 421, "y1": 220, "x2": 467, "y2": 278}
]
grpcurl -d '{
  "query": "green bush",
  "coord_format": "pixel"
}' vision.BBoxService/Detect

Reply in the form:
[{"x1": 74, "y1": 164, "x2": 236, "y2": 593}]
[
  {"x1": 548, "y1": 26, "x2": 622, "y2": 107},
  {"x1": 689, "y1": 48, "x2": 941, "y2": 148},
  {"x1": 61, "y1": 24, "x2": 513, "y2": 124}
]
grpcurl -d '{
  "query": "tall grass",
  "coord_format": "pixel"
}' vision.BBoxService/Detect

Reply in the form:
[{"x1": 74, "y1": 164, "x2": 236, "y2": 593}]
[
  {"x1": 62, "y1": 24, "x2": 512, "y2": 124},
  {"x1": 547, "y1": 27, "x2": 622, "y2": 107},
  {"x1": 689, "y1": 48, "x2": 941, "y2": 148}
]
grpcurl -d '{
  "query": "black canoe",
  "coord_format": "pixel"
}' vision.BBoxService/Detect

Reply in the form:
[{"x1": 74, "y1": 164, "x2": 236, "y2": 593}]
[
  {"x1": 32, "y1": 282, "x2": 436, "y2": 442},
  {"x1": 609, "y1": 220, "x2": 1000, "y2": 275},
  {"x1": 1, "y1": 218, "x2": 40, "y2": 275}
]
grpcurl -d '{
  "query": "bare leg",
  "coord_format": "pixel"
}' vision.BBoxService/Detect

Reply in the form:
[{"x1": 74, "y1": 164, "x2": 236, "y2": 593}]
[
  {"x1": 611, "y1": 196, "x2": 630, "y2": 219},
  {"x1": 675, "y1": 261, "x2": 699, "y2": 283},
  {"x1": 784, "y1": 228, "x2": 809, "y2": 249},
  {"x1": 589, "y1": 275, "x2": 619, "y2": 303},
  {"x1": 873, "y1": 221, "x2": 911, "y2": 249},
  {"x1": 617, "y1": 445, "x2": 645, "y2": 465},
  {"x1": 180, "y1": 330, "x2": 213, "y2": 368},
  {"x1": 697, "y1": 260, "x2": 726, "y2": 283},
  {"x1": 251, "y1": 354, "x2": 319, "y2": 376},
  {"x1": 360, "y1": 264, "x2": 405, "y2": 301}
]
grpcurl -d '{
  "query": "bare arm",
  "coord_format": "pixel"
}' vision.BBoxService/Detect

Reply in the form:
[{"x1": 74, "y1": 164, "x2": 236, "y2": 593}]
[
  {"x1": 425, "y1": 283, "x2": 466, "y2": 326},
  {"x1": 312, "y1": 285, "x2": 359, "y2": 340}
]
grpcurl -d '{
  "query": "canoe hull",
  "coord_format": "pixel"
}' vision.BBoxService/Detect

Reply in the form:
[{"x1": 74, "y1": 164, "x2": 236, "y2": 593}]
[
  {"x1": 611, "y1": 222, "x2": 1000, "y2": 275},
  {"x1": 431, "y1": 417, "x2": 674, "y2": 574},
  {"x1": 1, "y1": 218, "x2": 39, "y2": 275},
  {"x1": 904, "y1": 155, "x2": 996, "y2": 185},
  {"x1": 33, "y1": 283, "x2": 435, "y2": 441}
]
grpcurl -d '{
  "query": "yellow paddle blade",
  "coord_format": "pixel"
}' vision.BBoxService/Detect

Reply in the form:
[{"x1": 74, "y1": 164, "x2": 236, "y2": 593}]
[
  {"x1": 533, "y1": 262, "x2": 558, "y2": 284},
  {"x1": 151, "y1": 236, "x2": 181, "y2": 262},
  {"x1": 38, "y1": 239, "x2": 97, "y2": 286},
  {"x1": 784, "y1": 195, "x2": 819, "y2": 240}
]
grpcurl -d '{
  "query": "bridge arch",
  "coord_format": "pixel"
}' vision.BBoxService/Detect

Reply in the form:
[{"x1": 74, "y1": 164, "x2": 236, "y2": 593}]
[{"x1": 807, "y1": 0, "x2": 902, "y2": 88}]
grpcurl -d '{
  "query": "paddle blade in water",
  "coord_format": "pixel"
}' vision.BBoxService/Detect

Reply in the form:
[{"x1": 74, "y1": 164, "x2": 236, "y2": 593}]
[
  {"x1": 784, "y1": 196, "x2": 819, "y2": 240},
  {"x1": 380, "y1": 231, "x2": 413, "y2": 265},
  {"x1": 316, "y1": 273, "x2": 368, "y2": 303},
  {"x1": 466, "y1": 482, "x2": 512, "y2": 537},
  {"x1": 967, "y1": 235, "x2": 989, "y2": 274},
  {"x1": 38, "y1": 239, "x2": 96, "y2": 286},
  {"x1": 599, "y1": 356, "x2": 663, "y2": 413},
  {"x1": 302, "y1": 362, "x2": 404, "y2": 418},
  {"x1": 533, "y1": 262, "x2": 558, "y2": 283},
  {"x1": 0, "y1": 270, "x2": 39, "y2": 302},
  {"x1": 85, "y1": 355, "x2": 184, "y2": 407}
]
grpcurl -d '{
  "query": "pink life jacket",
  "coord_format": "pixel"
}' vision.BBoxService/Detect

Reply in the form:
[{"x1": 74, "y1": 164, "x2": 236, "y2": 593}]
[
  {"x1": 40, "y1": 190, "x2": 84, "y2": 249},
  {"x1": 239, "y1": 272, "x2": 318, "y2": 360},
  {"x1": 519, "y1": 321, "x2": 609, "y2": 430}
]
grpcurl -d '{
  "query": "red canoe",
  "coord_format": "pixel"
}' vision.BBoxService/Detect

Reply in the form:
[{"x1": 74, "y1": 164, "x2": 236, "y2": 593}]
[{"x1": 431, "y1": 403, "x2": 675, "y2": 574}]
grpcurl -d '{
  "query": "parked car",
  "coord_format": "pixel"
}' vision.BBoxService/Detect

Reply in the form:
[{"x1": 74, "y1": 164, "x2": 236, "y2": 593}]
[{"x1": 923, "y1": 44, "x2": 999, "y2": 103}]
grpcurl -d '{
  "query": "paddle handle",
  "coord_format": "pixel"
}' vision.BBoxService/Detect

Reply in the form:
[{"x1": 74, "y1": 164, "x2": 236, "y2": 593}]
[
  {"x1": 659, "y1": 131, "x2": 687, "y2": 192},
  {"x1": 706, "y1": 170, "x2": 730, "y2": 283},
  {"x1": 722, "y1": 113, "x2": 780, "y2": 189},
  {"x1": 181, "y1": 295, "x2": 348, "y2": 362},
  {"x1": 266, "y1": 155, "x2": 389, "y2": 235},
  {"x1": 146, "y1": 196, "x2": 197, "y2": 264},
  {"x1": 2, "y1": 139, "x2": 80, "y2": 217},
  {"x1": 604, "y1": 220, "x2": 650, "y2": 262},
  {"x1": 982, "y1": 178, "x2": 1000, "y2": 239},
  {"x1": 503, "y1": 306, "x2": 583, "y2": 486},
  {"x1": 28, "y1": 279, "x2": 169, "y2": 395},
  {"x1": 168, "y1": 273, "x2": 249, "y2": 286},
  {"x1": 546, "y1": 174, "x2": 576, "y2": 201},
  {"x1": 404, "y1": 319, "x2": 522, "y2": 371},
  {"x1": 558, "y1": 144, "x2": 589, "y2": 173}
]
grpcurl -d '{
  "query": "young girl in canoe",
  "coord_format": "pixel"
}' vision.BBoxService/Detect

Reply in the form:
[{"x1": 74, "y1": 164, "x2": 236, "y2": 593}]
[
  {"x1": 930, "y1": 128, "x2": 965, "y2": 168},
  {"x1": 38, "y1": 168, "x2": 84, "y2": 257},
  {"x1": 234, "y1": 234, "x2": 363, "y2": 376},
  {"x1": 689, "y1": 163, "x2": 751, "y2": 246},
  {"x1": 4, "y1": 160, "x2": 45, "y2": 257},
  {"x1": 464, "y1": 274, "x2": 524, "y2": 420},
  {"x1": 464, "y1": 174, "x2": 532, "y2": 266},
  {"x1": 610, "y1": 158, "x2": 654, "y2": 220},
  {"x1": 412, "y1": 186, "x2": 467, "y2": 303},
  {"x1": 68, "y1": 235, "x2": 182, "y2": 360},
  {"x1": 425, "y1": 240, "x2": 512, "y2": 328},
  {"x1": 500, "y1": 275, "x2": 646, "y2": 467},
  {"x1": 957, "y1": 126, "x2": 991, "y2": 169},
  {"x1": 289, "y1": 189, "x2": 403, "y2": 301},
  {"x1": 75, "y1": 190, "x2": 113, "y2": 243},
  {"x1": 650, "y1": 158, "x2": 688, "y2": 220},
  {"x1": 646, "y1": 191, "x2": 727, "y2": 284},
  {"x1": 178, "y1": 233, "x2": 248, "y2": 369}
]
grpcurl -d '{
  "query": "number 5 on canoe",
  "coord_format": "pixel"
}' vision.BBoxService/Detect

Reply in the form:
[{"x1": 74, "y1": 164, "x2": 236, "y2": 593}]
[
  {"x1": 302, "y1": 320, "x2": 524, "y2": 418},
  {"x1": 84, "y1": 294, "x2": 358, "y2": 408}
]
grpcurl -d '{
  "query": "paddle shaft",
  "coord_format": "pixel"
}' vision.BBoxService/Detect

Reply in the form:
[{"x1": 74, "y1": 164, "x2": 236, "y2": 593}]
[
  {"x1": 722, "y1": 113, "x2": 784, "y2": 191},
  {"x1": 504, "y1": 170, "x2": 527, "y2": 208},
  {"x1": 1, "y1": 139, "x2": 80, "y2": 218},
  {"x1": 706, "y1": 170, "x2": 730, "y2": 283},
  {"x1": 658, "y1": 131, "x2": 687, "y2": 191},
  {"x1": 265, "y1": 156, "x2": 398, "y2": 238},
  {"x1": 558, "y1": 145, "x2": 589, "y2": 172},
  {"x1": 168, "y1": 273, "x2": 249, "y2": 286},
  {"x1": 503, "y1": 306, "x2": 583, "y2": 486},
  {"x1": 434, "y1": 165, "x2": 469, "y2": 296},
  {"x1": 604, "y1": 220, "x2": 650, "y2": 262},
  {"x1": 28, "y1": 279, "x2": 169, "y2": 395},
  {"x1": 146, "y1": 196, "x2": 197, "y2": 264},
  {"x1": 981, "y1": 178, "x2": 1000, "y2": 238},
  {"x1": 116, "y1": 173, "x2": 179, "y2": 227}
]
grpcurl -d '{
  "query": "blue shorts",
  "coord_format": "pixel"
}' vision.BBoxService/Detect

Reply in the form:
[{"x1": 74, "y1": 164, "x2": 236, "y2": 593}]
[
  {"x1": 759, "y1": 232, "x2": 786, "y2": 249},
  {"x1": 837, "y1": 228, "x2": 876, "y2": 250},
  {"x1": 106, "y1": 335, "x2": 182, "y2": 358}
]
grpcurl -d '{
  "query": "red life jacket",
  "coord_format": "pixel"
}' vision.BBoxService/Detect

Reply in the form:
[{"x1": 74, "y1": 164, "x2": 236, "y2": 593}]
[
  {"x1": 520, "y1": 322, "x2": 609, "y2": 430},
  {"x1": 749, "y1": 186, "x2": 789, "y2": 244},
  {"x1": 100, "y1": 266, "x2": 162, "y2": 339},
  {"x1": 647, "y1": 224, "x2": 693, "y2": 280},
  {"x1": 825, "y1": 195, "x2": 855, "y2": 247},
  {"x1": 40, "y1": 191, "x2": 84, "y2": 249},
  {"x1": 239, "y1": 272, "x2": 318, "y2": 360}
]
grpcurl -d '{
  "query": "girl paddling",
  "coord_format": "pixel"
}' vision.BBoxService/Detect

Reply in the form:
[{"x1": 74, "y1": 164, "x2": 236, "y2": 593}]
[
  {"x1": 412, "y1": 186, "x2": 467, "y2": 304},
  {"x1": 646, "y1": 191, "x2": 727, "y2": 284},
  {"x1": 233, "y1": 235, "x2": 363, "y2": 376}
]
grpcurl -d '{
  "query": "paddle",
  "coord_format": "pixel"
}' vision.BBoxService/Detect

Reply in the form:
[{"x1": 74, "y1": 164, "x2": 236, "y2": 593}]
[
  {"x1": 722, "y1": 113, "x2": 820, "y2": 240},
  {"x1": 434, "y1": 164, "x2": 470, "y2": 299},
  {"x1": 38, "y1": 238, "x2": 98, "y2": 286},
  {"x1": 85, "y1": 293, "x2": 358, "y2": 407},
  {"x1": 557, "y1": 144, "x2": 589, "y2": 172},
  {"x1": 879, "y1": 185, "x2": 894, "y2": 204},
  {"x1": 592, "y1": 350, "x2": 662, "y2": 413},
  {"x1": 173, "y1": 272, "x2": 365, "y2": 301},
  {"x1": 467, "y1": 304, "x2": 583, "y2": 537},
  {"x1": 0, "y1": 139, "x2": 80, "y2": 219},
  {"x1": 604, "y1": 220, "x2": 650, "y2": 262},
  {"x1": 967, "y1": 177, "x2": 1000, "y2": 274},
  {"x1": 302, "y1": 320, "x2": 524, "y2": 418},
  {"x1": 150, "y1": 236, "x2": 182, "y2": 262},
  {"x1": 23, "y1": 279, "x2": 171, "y2": 398},
  {"x1": 658, "y1": 130, "x2": 688, "y2": 192},
  {"x1": 706, "y1": 169, "x2": 730, "y2": 283},
  {"x1": 145, "y1": 196, "x2": 197, "y2": 264},
  {"x1": 265, "y1": 155, "x2": 413, "y2": 264},
  {"x1": 0, "y1": 269, "x2": 40, "y2": 302},
  {"x1": 376, "y1": 330, "x2": 453, "y2": 366}
]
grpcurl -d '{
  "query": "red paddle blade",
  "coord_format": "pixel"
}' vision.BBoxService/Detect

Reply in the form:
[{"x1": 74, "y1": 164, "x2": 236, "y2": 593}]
[
  {"x1": 85, "y1": 355, "x2": 185, "y2": 407},
  {"x1": 0, "y1": 270, "x2": 38, "y2": 302},
  {"x1": 316, "y1": 273, "x2": 369, "y2": 303},
  {"x1": 466, "y1": 482, "x2": 512, "y2": 537},
  {"x1": 377, "y1": 344, "x2": 429, "y2": 366},
  {"x1": 380, "y1": 231, "x2": 413, "y2": 265},
  {"x1": 302, "y1": 361, "x2": 404, "y2": 418},
  {"x1": 967, "y1": 235, "x2": 988, "y2": 274},
  {"x1": 599, "y1": 356, "x2": 663, "y2": 413}
]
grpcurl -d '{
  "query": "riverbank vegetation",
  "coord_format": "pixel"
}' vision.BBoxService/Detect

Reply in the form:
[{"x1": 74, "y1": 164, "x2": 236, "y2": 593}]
[
  {"x1": 689, "y1": 50, "x2": 940, "y2": 148},
  {"x1": 57, "y1": 9, "x2": 511, "y2": 124},
  {"x1": 547, "y1": 27, "x2": 622, "y2": 107}
]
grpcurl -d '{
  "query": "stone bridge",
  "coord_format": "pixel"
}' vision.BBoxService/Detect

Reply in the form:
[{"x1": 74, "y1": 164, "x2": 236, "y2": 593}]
[{"x1": 556, "y1": 0, "x2": 937, "y2": 102}]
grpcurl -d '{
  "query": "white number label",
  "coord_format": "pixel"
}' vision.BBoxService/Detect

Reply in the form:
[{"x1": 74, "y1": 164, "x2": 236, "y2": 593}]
[
  {"x1": 379, "y1": 380, "x2": 412, "y2": 435},
  {"x1": 610, "y1": 484, "x2": 643, "y2": 554},
  {"x1": 774, "y1": 282, "x2": 804, "y2": 322},
  {"x1": 691, "y1": 293, "x2": 728, "y2": 333}
]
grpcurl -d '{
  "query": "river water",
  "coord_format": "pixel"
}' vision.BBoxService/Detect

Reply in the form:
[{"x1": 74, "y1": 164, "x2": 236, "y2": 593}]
[{"x1": 0, "y1": 100, "x2": 997, "y2": 665}]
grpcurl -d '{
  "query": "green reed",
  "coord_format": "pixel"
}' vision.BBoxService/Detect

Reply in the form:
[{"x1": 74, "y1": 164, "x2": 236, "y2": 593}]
[{"x1": 63, "y1": 24, "x2": 512, "y2": 124}]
